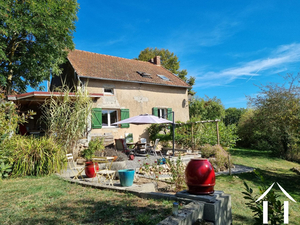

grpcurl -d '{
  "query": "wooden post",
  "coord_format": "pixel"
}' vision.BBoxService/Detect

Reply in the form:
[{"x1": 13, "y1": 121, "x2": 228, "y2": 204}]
[
  {"x1": 216, "y1": 121, "x2": 220, "y2": 145},
  {"x1": 191, "y1": 123, "x2": 194, "y2": 152},
  {"x1": 228, "y1": 154, "x2": 232, "y2": 175}
]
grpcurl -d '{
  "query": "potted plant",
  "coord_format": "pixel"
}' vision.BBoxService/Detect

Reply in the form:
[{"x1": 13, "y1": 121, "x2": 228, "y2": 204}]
[{"x1": 82, "y1": 138, "x2": 104, "y2": 178}]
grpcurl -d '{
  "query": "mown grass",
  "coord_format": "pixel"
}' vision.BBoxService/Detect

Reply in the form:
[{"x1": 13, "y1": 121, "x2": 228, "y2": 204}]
[
  {"x1": 0, "y1": 175, "x2": 172, "y2": 225},
  {"x1": 215, "y1": 148, "x2": 300, "y2": 224},
  {"x1": 1, "y1": 148, "x2": 299, "y2": 224}
]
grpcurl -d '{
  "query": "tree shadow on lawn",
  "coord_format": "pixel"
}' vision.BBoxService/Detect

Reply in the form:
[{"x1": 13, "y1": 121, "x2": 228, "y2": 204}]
[
  {"x1": 17, "y1": 198, "x2": 170, "y2": 225},
  {"x1": 237, "y1": 169, "x2": 300, "y2": 200},
  {"x1": 230, "y1": 148, "x2": 273, "y2": 159}
]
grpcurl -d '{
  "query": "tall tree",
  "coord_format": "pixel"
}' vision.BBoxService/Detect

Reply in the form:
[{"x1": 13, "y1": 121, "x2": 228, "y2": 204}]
[
  {"x1": 224, "y1": 107, "x2": 246, "y2": 126},
  {"x1": 0, "y1": 0, "x2": 78, "y2": 94},
  {"x1": 247, "y1": 73, "x2": 300, "y2": 158},
  {"x1": 136, "y1": 47, "x2": 196, "y2": 95},
  {"x1": 189, "y1": 96, "x2": 225, "y2": 120}
]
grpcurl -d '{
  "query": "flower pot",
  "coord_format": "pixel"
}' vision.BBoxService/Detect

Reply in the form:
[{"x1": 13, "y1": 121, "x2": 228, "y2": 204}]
[
  {"x1": 118, "y1": 169, "x2": 135, "y2": 187},
  {"x1": 85, "y1": 161, "x2": 99, "y2": 178},
  {"x1": 185, "y1": 158, "x2": 215, "y2": 195}
]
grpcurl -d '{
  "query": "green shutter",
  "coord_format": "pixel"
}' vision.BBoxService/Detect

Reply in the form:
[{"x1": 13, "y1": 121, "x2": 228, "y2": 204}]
[
  {"x1": 120, "y1": 109, "x2": 130, "y2": 128},
  {"x1": 167, "y1": 108, "x2": 173, "y2": 121},
  {"x1": 92, "y1": 108, "x2": 102, "y2": 129},
  {"x1": 152, "y1": 107, "x2": 158, "y2": 116}
]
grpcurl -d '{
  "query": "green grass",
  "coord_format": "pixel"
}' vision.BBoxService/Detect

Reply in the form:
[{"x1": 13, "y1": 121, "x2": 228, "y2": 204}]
[
  {"x1": 1, "y1": 148, "x2": 300, "y2": 224},
  {"x1": 0, "y1": 175, "x2": 172, "y2": 225},
  {"x1": 215, "y1": 148, "x2": 300, "y2": 224}
]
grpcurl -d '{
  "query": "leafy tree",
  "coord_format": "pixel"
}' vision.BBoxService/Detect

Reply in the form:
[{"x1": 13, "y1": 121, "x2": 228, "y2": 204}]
[
  {"x1": 0, "y1": 0, "x2": 79, "y2": 94},
  {"x1": 189, "y1": 96, "x2": 225, "y2": 120},
  {"x1": 224, "y1": 107, "x2": 246, "y2": 126},
  {"x1": 247, "y1": 73, "x2": 300, "y2": 158},
  {"x1": 136, "y1": 47, "x2": 196, "y2": 95}
]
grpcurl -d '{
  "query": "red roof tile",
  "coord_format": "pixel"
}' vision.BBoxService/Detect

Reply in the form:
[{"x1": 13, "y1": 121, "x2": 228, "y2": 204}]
[{"x1": 67, "y1": 50, "x2": 190, "y2": 88}]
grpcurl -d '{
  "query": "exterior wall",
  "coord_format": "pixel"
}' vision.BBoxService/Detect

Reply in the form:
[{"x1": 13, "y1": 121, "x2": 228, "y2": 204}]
[{"x1": 83, "y1": 78, "x2": 189, "y2": 143}]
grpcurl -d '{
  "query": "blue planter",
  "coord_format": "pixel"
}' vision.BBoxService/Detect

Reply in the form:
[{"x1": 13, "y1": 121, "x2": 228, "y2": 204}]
[{"x1": 118, "y1": 169, "x2": 135, "y2": 187}]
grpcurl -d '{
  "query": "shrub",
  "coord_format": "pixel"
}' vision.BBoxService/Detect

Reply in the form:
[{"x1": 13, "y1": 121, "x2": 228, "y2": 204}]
[
  {"x1": 82, "y1": 138, "x2": 104, "y2": 160},
  {"x1": 41, "y1": 86, "x2": 93, "y2": 153},
  {"x1": 100, "y1": 148, "x2": 128, "y2": 162},
  {"x1": 199, "y1": 144, "x2": 232, "y2": 171},
  {"x1": 242, "y1": 171, "x2": 284, "y2": 224},
  {"x1": 166, "y1": 155, "x2": 187, "y2": 192},
  {"x1": 2, "y1": 135, "x2": 65, "y2": 176}
]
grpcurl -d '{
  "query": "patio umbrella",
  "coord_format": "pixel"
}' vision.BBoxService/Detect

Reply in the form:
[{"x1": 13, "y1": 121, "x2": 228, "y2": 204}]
[
  {"x1": 112, "y1": 113, "x2": 175, "y2": 155},
  {"x1": 112, "y1": 114, "x2": 172, "y2": 125}
]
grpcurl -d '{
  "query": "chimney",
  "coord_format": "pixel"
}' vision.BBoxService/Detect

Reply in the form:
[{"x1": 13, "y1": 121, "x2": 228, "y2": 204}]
[{"x1": 154, "y1": 56, "x2": 161, "y2": 66}]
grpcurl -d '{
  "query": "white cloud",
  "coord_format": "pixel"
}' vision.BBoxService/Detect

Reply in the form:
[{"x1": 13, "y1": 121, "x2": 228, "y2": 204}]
[{"x1": 195, "y1": 43, "x2": 300, "y2": 88}]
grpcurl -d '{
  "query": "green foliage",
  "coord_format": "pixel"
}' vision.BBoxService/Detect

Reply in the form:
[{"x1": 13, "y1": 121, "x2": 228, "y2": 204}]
[
  {"x1": 0, "y1": 100, "x2": 35, "y2": 138},
  {"x1": 147, "y1": 124, "x2": 172, "y2": 146},
  {"x1": 224, "y1": 107, "x2": 246, "y2": 126},
  {"x1": 240, "y1": 73, "x2": 300, "y2": 160},
  {"x1": 0, "y1": 159, "x2": 12, "y2": 180},
  {"x1": 0, "y1": 0, "x2": 78, "y2": 94},
  {"x1": 82, "y1": 138, "x2": 104, "y2": 160},
  {"x1": 199, "y1": 144, "x2": 232, "y2": 171},
  {"x1": 189, "y1": 96, "x2": 225, "y2": 120},
  {"x1": 136, "y1": 47, "x2": 196, "y2": 95},
  {"x1": 165, "y1": 155, "x2": 187, "y2": 192},
  {"x1": 2, "y1": 135, "x2": 65, "y2": 176},
  {"x1": 41, "y1": 86, "x2": 93, "y2": 153},
  {"x1": 242, "y1": 171, "x2": 284, "y2": 225}
]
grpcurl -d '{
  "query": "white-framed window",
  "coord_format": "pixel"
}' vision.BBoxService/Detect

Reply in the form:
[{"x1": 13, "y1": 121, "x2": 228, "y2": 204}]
[
  {"x1": 158, "y1": 108, "x2": 167, "y2": 118},
  {"x1": 102, "y1": 109, "x2": 118, "y2": 127},
  {"x1": 104, "y1": 88, "x2": 114, "y2": 94}
]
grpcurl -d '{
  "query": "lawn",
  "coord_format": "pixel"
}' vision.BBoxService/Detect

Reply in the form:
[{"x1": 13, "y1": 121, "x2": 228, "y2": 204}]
[
  {"x1": 0, "y1": 175, "x2": 172, "y2": 225},
  {"x1": 215, "y1": 148, "x2": 300, "y2": 224},
  {"x1": 1, "y1": 148, "x2": 299, "y2": 224}
]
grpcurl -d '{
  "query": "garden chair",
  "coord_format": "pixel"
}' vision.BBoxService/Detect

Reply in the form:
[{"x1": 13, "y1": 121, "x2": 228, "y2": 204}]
[
  {"x1": 66, "y1": 153, "x2": 85, "y2": 180},
  {"x1": 93, "y1": 157, "x2": 116, "y2": 186},
  {"x1": 147, "y1": 139, "x2": 162, "y2": 157}
]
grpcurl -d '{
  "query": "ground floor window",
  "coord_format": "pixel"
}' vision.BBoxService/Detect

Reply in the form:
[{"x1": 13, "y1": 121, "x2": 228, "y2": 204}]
[
  {"x1": 102, "y1": 109, "x2": 118, "y2": 127},
  {"x1": 158, "y1": 108, "x2": 167, "y2": 118}
]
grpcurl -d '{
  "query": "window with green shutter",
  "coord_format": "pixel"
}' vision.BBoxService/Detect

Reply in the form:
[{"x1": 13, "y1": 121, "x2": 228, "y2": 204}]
[
  {"x1": 152, "y1": 107, "x2": 158, "y2": 117},
  {"x1": 120, "y1": 109, "x2": 130, "y2": 128},
  {"x1": 92, "y1": 108, "x2": 102, "y2": 129}
]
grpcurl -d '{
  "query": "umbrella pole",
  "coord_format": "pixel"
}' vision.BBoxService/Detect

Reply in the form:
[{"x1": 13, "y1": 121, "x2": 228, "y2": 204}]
[{"x1": 172, "y1": 112, "x2": 175, "y2": 156}]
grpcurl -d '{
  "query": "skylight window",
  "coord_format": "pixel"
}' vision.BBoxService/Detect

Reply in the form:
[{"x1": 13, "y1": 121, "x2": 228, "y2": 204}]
[
  {"x1": 157, "y1": 74, "x2": 170, "y2": 81},
  {"x1": 137, "y1": 71, "x2": 151, "y2": 78}
]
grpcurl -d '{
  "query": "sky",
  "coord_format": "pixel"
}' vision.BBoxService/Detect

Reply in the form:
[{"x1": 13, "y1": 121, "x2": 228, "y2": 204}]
[{"x1": 34, "y1": 0, "x2": 300, "y2": 109}]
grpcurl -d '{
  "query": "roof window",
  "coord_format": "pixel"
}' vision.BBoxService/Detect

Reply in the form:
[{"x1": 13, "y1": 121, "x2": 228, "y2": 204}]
[
  {"x1": 137, "y1": 71, "x2": 151, "y2": 78},
  {"x1": 157, "y1": 74, "x2": 170, "y2": 81}
]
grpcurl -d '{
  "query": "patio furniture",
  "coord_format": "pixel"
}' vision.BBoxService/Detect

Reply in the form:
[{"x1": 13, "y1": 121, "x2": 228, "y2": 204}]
[
  {"x1": 147, "y1": 139, "x2": 162, "y2": 157},
  {"x1": 115, "y1": 139, "x2": 135, "y2": 158},
  {"x1": 66, "y1": 153, "x2": 85, "y2": 180},
  {"x1": 137, "y1": 138, "x2": 147, "y2": 154},
  {"x1": 93, "y1": 157, "x2": 116, "y2": 186}
]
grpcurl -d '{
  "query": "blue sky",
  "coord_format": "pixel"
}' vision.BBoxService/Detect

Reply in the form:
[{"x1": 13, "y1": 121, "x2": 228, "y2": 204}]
[{"x1": 34, "y1": 0, "x2": 300, "y2": 109}]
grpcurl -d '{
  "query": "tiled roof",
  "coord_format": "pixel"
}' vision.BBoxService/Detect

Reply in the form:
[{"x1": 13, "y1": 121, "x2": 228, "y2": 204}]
[{"x1": 67, "y1": 50, "x2": 190, "y2": 88}]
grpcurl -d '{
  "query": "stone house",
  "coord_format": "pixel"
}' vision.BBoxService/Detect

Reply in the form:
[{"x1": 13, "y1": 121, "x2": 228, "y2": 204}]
[{"x1": 9, "y1": 49, "x2": 191, "y2": 145}]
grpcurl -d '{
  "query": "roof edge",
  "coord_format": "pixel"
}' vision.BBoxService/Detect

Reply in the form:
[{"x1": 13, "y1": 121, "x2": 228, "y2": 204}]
[{"x1": 79, "y1": 76, "x2": 191, "y2": 89}]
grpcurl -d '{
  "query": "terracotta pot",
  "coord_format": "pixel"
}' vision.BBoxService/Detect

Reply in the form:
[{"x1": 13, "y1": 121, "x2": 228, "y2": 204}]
[
  {"x1": 185, "y1": 158, "x2": 215, "y2": 195},
  {"x1": 85, "y1": 161, "x2": 99, "y2": 178}
]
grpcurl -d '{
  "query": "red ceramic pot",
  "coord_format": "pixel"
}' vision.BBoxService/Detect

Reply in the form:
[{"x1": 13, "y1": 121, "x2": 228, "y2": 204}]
[
  {"x1": 85, "y1": 161, "x2": 99, "y2": 178},
  {"x1": 185, "y1": 158, "x2": 215, "y2": 195}
]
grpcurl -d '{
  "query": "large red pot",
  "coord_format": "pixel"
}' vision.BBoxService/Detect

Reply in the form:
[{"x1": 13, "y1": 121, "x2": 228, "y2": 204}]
[
  {"x1": 85, "y1": 161, "x2": 99, "y2": 178},
  {"x1": 185, "y1": 158, "x2": 215, "y2": 195}
]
